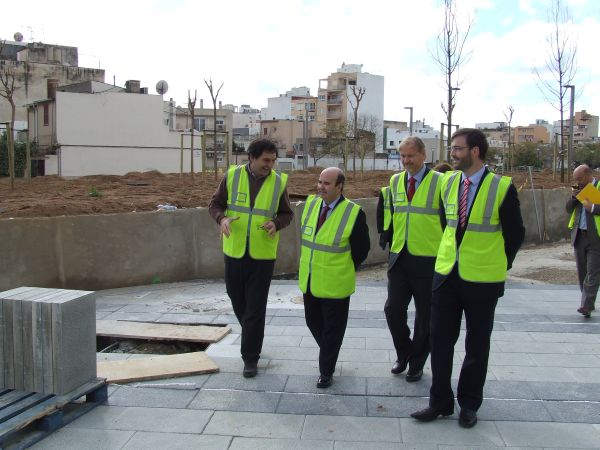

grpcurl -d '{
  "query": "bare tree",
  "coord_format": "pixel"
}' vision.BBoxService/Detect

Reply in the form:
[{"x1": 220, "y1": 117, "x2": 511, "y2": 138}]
[
  {"x1": 355, "y1": 114, "x2": 382, "y2": 176},
  {"x1": 347, "y1": 85, "x2": 365, "y2": 176},
  {"x1": 503, "y1": 105, "x2": 514, "y2": 171},
  {"x1": 204, "y1": 78, "x2": 224, "y2": 180},
  {"x1": 0, "y1": 39, "x2": 17, "y2": 188},
  {"x1": 533, "y1": 0, "x2": 577, "y2": 182},
  {"x1": 187, "y1": 89, "x2": 197, "y2": 177},
  {"x1": 322, "y1": 122, "x2": 350, "y2": 170},
  {"x1": 430, "y1": 0, "x2": 473, "y2": 153}
]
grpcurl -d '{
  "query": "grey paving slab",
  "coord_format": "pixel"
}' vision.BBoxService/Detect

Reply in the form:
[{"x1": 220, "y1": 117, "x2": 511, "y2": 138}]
[
  {"x1": 277, "y1": 393, "x2": 367, "y2": 416},
  {"x1": 491, "y1": 331, "x2": 535, "y2": 342},
  {"x1": 207, "y1": 343, "x2": 244, "y2": 359},
  {"x1": 365, "y1": 337, "x2": 396, "y2": 350},
  {"x1": 491, "y1": 365, "x2": 577, "y2": 382},
  {"x1": 270, "y1": 316, "x2": 309, "y2": 327},
  {"x1": 155, "y1": 313, "x2": 218, "y2": 323},
  {"x1": 367, "y1": 395, "x2": 433, "y2": 418},
  {"x1": 96, "y1": 311, "x2": 111, "y2": 320},
  {"x1": 340, "y1": 361, "x2": 398, "y2": 378},
  {"x1": 488, "y1": 352, "x2": 536, "y2": 366},
  {"x1": 366, "y1": 377, "x2": 431, "y2": 397},
  {"x1": 230, "y1": 437, "x2": 334, "y2": 450},
  {"x1": 189, "y1": 389, "x2": 281, "y2": 412},
  {"x1": 496, "y1": 421, "x2": 600, "y2": 448},
  {"x1": 335, "y1": 443, "x2": 437, "y2": 450},
  {"x1": 102, "y1": 311, "x2": 162, "y2": 322},
  {"x1": 566, "y1": 367, "x2": 600, "y2": 382},
  {"x1": 530, "y1": 352, "x2": 600, "y2": 367},
  {"x1": 266, "y1": 359, "x2": 335, "y2": 376},
  {"x1": 106, "y1": 386, "x2": 197, "y2": 408},
  {"x1": 563, "y1": 342, "x2": 600, "y2": 354},
  {"x1": 336, "y1": 348, "x2": 391, "y2": 363},
  {"x1": 495, "y1": 341, "x2": 573, "y2": 354},
  {"x1": 30, "y1": 427, "x2": 135, "y2": 450},
  {"x1": 544, "y1": 400, "x2": 600, "y2": 423},
  {"x1": 204, "y1": 411, "x2": 304, "y2": 438},
  {"x1": 263, "y1": 346, "x2": 320, "y2": 360},
  {"x1": 128, "y1": 373, "x2": 211, "y2": 390},
  {"x1": 529, "y1": 332, "x2": 600, "y2": 343},
  {"x1": 483, "y1": 380, "x2": 538, "y2": 400},
  {"x1": 346, "y1": 318, "x2": 387, "y2": 328},
  {"x1": 282, "y1": 325, "x2": 314, "y2": 336},
  {"x1": 284, "y1": 375, "x2": 367, "y2": 396},
  {"x1": 399, "y1": 418, "x2": 505, "y2": 446},
  {"x1": 348, "y1": 310, "x2": 386, "y2": 319},
  {"x1": 439, "y1": 447, "x2": 542, "y2": 450},
  {"x1": 344, "y1": 327, "x2": 391, "y2": 338},
  {"x1": 477, "y1": 398, "x2": 553, "y2": 422},
  {"x1": 261, "y1": 335, "x2": 303, "y2": 347},
  {"x1": 203, "y1": 372, "x2": 288, "y2": 392},
  {"x1": 528, "y1": 381, "x2": 600, "y2": 401},
  {"x1": 271, "y1": 308, "x2": 306, "y2": 317},
  {"x1": 65, "y1": 405, "x2": 127, "y2": 428},
  {"x1": 118, "y1": 303, "x2": 174, "y2": 313},
  {"x1": 122, "y1": 432, "x2": 231, "y2": 450},
  {"x1": 302, "y1": 415, "x2": 400, "y2": 442}
]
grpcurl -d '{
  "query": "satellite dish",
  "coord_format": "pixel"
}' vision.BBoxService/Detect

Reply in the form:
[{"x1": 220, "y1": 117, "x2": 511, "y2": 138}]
[
  {"x1": 14, "y1": 32, "x2": 24, "y2": 42},
  {"x1": 156, "y1": 80, "x2": 169, "y2": 95}
]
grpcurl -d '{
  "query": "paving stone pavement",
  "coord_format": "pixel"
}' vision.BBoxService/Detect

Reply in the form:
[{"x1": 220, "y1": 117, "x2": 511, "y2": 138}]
[{"x1": 31, "y1": 279, "x2": 600, "y2": 449}]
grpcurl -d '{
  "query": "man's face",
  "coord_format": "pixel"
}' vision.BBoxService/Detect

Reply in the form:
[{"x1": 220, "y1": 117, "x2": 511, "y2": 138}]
[
  {"x1": 450, "y1": 135, "x2": 477, "y2": 172},
  {"x1": 318, "y1": 169, "x2": 342, "y2": 205},
  {"x1": 400, "y1": 144, "x2": 426, "y2": 174},
  {"x1": 249, "y1": 151, "x2": 277, "y2": 177},
  {"x1": 574, "y1": 170, "x2": 592, "y2": 189}
]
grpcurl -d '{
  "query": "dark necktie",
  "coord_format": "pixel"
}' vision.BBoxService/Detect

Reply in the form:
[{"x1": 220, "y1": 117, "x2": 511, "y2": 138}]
[
  {"x1": 317, "y1": 205, "x2": 330, "y2": 231},
  {"x1": 459, "y1": 178, "x2": 471, "y2": 229},
  {"x1": 407, "y1": 177, "x2": 416, "y2": 202}
]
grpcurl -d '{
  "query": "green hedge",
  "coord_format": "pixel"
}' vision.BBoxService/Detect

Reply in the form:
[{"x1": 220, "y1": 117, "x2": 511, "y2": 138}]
[{"x1": 0, "y1": 132, "x2": 29, "y2": 177}]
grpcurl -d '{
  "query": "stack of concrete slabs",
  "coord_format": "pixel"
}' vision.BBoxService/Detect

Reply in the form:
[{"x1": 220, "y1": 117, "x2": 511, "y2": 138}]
[{"x1": 1, "y1": 287, "x2": 96, "y2": 395}]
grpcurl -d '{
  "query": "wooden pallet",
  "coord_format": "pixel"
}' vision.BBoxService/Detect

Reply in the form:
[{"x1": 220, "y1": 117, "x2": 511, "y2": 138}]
[{"x1": 0, "y1": 378, "x2": 107, "y2": 449}]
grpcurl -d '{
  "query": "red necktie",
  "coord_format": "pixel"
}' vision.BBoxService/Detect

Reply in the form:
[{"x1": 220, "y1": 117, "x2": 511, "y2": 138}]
[
  {"x1": 317, "y1": 205, "x2": 330, "y2": 231},
  {"x1": 407, "y1": 177, "x2": 416, "y2": 202},
  {"x1": 459, "y1": 178, "x2": 471, "y2": 228}
]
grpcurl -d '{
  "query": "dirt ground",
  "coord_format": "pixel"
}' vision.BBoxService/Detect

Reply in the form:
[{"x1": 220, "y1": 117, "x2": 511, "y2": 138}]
[{"x1": 0, "y1": 168, "x2": 571, "y2": 219}]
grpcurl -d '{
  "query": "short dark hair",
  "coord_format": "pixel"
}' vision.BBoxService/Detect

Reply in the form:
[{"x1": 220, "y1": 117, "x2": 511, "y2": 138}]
[
  {"x1": 451, "y1": 128, "x2": 489, "y2": 160},
  {"x1": 336, "y1": 171, "x2": 345, "y2": 189},
  {"x1": 247, "y1": 138, "x2": 278, "y2": 159}
]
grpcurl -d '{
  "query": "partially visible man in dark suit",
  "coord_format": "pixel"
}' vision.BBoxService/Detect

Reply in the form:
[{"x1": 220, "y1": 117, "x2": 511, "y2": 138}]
[
  {"x1": 384, "y1": 137, "x2": 445, "y2": 382},
  {"x1": 299, "y1": 167, "x2": 370, "y2": 388},
  {"x1": 411, "y1": 128, "x2": 525, "y2": 428},
  {"x1": 566, "y1": 164, "x2": 600, "y2": 318}
]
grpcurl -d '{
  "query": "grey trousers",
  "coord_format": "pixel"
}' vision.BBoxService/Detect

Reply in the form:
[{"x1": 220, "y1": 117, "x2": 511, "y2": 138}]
[{"x1": 574, "y1": 230, "x2": 600, "y2": 311}]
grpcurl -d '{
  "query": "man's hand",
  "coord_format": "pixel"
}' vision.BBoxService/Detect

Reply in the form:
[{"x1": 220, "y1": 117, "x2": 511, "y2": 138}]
[
  {"x1": 572, "y1": 185, "x2": 583, "y2": 198},
  {"x1": 582, "y1": 199, "x2": 594, "y2": 212},
  {"x1": 220, "y1": 216, "x2": 239, "y2": 238},
  {"x1": 260, "y1": 220, "x2": 277, "y2": 237}
]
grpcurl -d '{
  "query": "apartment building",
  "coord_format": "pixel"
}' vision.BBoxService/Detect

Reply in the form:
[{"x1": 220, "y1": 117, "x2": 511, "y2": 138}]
[
  {"x1": 512, "y1": 124, "x2": 550, "y2": 144},
  {"x1": 316, "y1": 63, "x2": 385, "y2": 153},
  {"x1": 0, "y1": 37, "x2": 104, "y2": 125}
]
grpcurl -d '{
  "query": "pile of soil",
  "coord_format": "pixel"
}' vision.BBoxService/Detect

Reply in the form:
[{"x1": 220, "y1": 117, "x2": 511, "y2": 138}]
[{"x1": 0, "y1": 168, "x2": 570, "y2": 219}]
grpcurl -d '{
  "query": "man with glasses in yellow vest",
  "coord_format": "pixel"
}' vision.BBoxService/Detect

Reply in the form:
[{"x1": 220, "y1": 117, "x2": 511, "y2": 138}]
[
  {"x1": 385, "y1": 136, "x2": 445, "y2": 383},
  {"x1": 299, "y1": 167, "x2": 370, "y2": 388},
  {"x1": 209, "y1": 138, "x2": 293, "y2": 378},
  {"x1": 411, "y1": 128, "x2": 524, "y2": 428}
]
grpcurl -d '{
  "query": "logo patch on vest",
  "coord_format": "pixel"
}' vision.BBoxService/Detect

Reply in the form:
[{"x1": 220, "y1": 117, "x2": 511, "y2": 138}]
[
  {"x1": 395, "y1": 193, "x2": 406, "y2": 203},
  {"x1": 235, "y1": 192, "x2": 247, "y2": 203},
  {"x1": 302, "y1": 226, "x2": 314, "y2": 237},
  {"x1": 446, "y1": 203, "x2": 457, "y2": 215}
]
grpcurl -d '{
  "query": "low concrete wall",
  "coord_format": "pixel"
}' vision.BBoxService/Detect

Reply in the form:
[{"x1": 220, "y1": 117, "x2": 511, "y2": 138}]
[{"x1": 0, "y1": 189, "x2": 571, "y2": 291}]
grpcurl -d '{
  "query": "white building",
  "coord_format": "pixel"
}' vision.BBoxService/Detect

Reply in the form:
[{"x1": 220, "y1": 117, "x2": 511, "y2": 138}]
[{"x1": 261, "y1": 87, "x2": 311, "y2": 120}]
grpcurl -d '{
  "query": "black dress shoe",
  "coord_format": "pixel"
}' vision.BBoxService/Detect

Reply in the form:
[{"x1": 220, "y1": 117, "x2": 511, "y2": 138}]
[
  {"x1": 405, "y1": 368, "x2": 423, "y2": 382},
  {"x1": 242, "y1": 361, "x2": 258, "y2": 378},
  {"x1": 391, "y1": 357, "x2": 408, "y2": 374},
  {"x1": 459, "y1": 408, "x2": 478, "y2": 428},
  {"x1": 411, "y1": 406, "x2": 453, "y2": 422},
  {"x1": 317, "y1": 375, "x2": 332, "y2": 388}
]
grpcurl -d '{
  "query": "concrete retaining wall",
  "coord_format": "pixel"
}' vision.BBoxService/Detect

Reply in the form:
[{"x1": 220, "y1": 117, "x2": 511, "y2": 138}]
[{"x1": 0, "y1": 188, "x2": 572, "y2": 291}]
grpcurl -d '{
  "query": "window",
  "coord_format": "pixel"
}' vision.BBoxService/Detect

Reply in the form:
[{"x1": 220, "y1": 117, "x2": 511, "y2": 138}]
[
  {"x1": 389, "y1": 140, "x2": 394, "y2": 146},
  {"x1": 264, "y1": 128, "x2": 268, "y2": 135},
  {"x1": 43, "y1": 104, "x2": 49, "y2": 126},
  {"x1": 309, "y1": 115, "x2": 315, "y2": 121},
  {"x1": 318, "y1": 95, "x2": 326, "y2": 101}
]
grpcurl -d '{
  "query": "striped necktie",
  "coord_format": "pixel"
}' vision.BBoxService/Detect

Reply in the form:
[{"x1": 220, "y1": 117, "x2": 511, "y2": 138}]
[{"x1": 459, "y1": 178, "x2": 471, "y2": 229}]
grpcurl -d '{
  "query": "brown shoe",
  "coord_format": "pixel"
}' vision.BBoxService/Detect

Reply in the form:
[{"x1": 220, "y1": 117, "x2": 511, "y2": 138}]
[{"x1": 577, "y1": 307, "x2": 592, "y2": 318}]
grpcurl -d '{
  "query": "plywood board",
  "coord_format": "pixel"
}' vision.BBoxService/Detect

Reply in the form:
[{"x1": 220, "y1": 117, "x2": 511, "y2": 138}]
[
  {"x1": 96, "y1": 320, "x2": 230, "y2": 343},
  {"x1": 97, "y1": 352, "x2": 219, "y2": 383}
]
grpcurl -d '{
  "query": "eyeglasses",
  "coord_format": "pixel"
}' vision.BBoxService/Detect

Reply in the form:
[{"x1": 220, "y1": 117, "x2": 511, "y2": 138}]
[{"x1": 448, "y1": 145, "x2": 471, "y2": 152}]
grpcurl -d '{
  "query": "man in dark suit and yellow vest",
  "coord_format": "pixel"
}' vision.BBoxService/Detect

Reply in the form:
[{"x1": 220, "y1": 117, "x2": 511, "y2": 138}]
[
  {"x1": 209, "y1": 138, "x2": 293, "y2": 378},
  {"x1": 567, "y1": 164, "x2": 600, "y2": 318},
  {"x1": 299, "y1": 167, "x2": 370, "y2": 388},
  {"x1": 411, "y1": 128, "x2": 524, "y2": 428},
  {"x1": 385, "y1": 136, "x2": 445, "y2": 382}
]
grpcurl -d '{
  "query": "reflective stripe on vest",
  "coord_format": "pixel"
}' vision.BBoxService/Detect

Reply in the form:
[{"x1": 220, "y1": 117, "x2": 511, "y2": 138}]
[
  {"x1": 298, "y1": 195, "x2": 360, "y2": 299},
  {"x1": 435, "y1": 171, "x2": 511, "y2": 283},
  {"x1": 389, "y1": 170, "x2": 444, "y2": 256},
  {"x1": 223, "y1": 165, "x2": 287, "y2": 259},
  {"x1": 381, "y1": 186, "x2": 392, "y2": 232}
]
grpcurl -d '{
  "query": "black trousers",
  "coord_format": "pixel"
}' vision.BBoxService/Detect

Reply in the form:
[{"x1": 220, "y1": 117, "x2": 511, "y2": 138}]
[
  {"x1": 224, "y1": 253, "x2": 275, "y2": 364},
  {"x1": 385, "y1": 260, "x2": 432, "y2": 371},
  {"x1": 429, "y1": 270, "x2": 498, "y2": 412},
  {"x1": 304, "y1": 289, "x2": 350, "y2": 377}
]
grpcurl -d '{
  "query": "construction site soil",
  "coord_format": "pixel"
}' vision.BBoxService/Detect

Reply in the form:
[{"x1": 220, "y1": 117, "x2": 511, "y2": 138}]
[{"x1": 0, "y1": 168, "x2": 571, "y2": 219}]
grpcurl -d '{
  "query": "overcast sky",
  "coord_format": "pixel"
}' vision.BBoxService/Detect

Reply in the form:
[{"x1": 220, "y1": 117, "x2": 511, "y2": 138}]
[{"x1": 2, "y1": 0, "x2": 598, "y2": 129}]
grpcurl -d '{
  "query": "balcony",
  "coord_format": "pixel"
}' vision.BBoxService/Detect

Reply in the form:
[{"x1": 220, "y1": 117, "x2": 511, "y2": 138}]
[{"x1": 327, "y1": 112, "x2": 342, "y2": 120}]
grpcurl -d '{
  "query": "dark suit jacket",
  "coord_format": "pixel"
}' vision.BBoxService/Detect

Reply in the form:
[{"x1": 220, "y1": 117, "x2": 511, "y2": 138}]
[
  {"x1": 566, "y1": 188, "x2": 600, "y2": 246},
  {"x1": 433, "y1": 168, "x2": 525, "y2": 296}
]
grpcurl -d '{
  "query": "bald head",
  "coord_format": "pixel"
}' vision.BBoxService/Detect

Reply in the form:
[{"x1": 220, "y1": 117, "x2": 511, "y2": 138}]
[
  {"x1": 573, "y1": 164, "x2": 592, "y2": 188},
  {"x1": 318, "y1": 167, "x2": 345, "y2": 205}
]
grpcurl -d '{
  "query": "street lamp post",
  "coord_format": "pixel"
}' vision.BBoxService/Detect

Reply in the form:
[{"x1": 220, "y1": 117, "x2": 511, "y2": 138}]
[
  {"x1": 564, "y1": 84, "x2": 575, "y2": 182},
  {"x1": 404, "y1": 106, "x2": 413, "y2": 136},
  {"x1": 441, "y1": 122, "x2": 460, "y2": 161}
]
